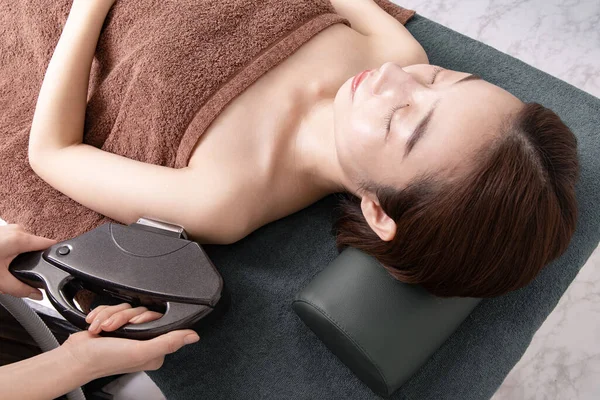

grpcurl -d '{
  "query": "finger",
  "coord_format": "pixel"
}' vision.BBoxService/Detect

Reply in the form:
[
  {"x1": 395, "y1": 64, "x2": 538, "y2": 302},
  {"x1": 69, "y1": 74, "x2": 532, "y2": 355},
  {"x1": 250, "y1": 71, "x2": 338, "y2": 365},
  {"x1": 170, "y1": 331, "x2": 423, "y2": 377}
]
[
  {"x1": 136, "y1": 330, "x2": 199, "y2": 360},
  {"x1": 86, "y1": 305, "x2": 109, "y2": 324},
  {"x1": 6, "y1": 233, "x2": 56, "y2": 263},
  {"x1": 14, "y1": 233, "x2": 57, "y2": 252},
  {"x1": 88, "y1": 303, "x2": 132, "y2": 334},
  {"x1": 128, "y1": 310, "x2": 163, "y2": 324},
  {"x1": 0, "y1": 270, "x2": 43, "y2": 299},
  {"x1": 99, "y1": 307, "x2": 151, "y2": 332}
]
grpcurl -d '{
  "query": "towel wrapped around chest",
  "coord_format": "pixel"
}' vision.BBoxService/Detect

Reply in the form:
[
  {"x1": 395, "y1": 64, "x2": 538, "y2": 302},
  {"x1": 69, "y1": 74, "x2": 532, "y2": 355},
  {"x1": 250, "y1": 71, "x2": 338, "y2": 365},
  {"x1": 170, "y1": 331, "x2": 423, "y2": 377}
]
[{"x1": 0, "y1": 0, "x2": 413, "y2": 241}]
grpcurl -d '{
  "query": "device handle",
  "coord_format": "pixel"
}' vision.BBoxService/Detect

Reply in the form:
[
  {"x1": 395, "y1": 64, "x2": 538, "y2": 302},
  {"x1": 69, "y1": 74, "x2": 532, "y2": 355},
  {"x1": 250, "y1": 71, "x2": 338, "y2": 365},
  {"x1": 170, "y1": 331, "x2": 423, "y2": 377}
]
[
  {"x1": 10, "y1": 251, "x2": 213, "y2": 340},
  {"x1": 9, "y1": 251, "x2": 89, "y2": 326},
  {"x1": 43, "y1": 270, "x2": 89, "y2": 327},
  {"x1": 36, "y1": 266, "x2": 211, "y2": 339},
  {"x1": 106, "y1": 302, "x2": 211, "y2": 340}
]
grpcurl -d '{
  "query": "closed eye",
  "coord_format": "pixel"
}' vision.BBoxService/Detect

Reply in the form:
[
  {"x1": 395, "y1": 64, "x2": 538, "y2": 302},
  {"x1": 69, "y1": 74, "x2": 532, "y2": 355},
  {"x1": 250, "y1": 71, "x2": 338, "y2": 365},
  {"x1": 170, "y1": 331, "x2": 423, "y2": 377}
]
[
  {"x1": 430, "y1": 67, "x2": 444, "y2": 84},
  {"x1": 384, "y1": 67, "x2": 444, "y2": 137},
  {"x1": 384, "y1": 104, "x2": 408, "y2": 137},
  {"x1": 384, "y1": 105, "x2": 400, "y2": 132}
]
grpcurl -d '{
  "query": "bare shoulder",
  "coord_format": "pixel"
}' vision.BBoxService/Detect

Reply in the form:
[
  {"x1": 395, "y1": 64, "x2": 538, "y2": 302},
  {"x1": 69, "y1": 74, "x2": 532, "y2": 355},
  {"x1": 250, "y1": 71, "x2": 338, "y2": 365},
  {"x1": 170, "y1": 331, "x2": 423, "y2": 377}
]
[
  {"x1": 330, "y1": 0, "x2": 428, "y2": 66},
  {"x1": 363, "y1": 14, "x2": 428, "y2": 66},
  {"x1": 367, "y1": 31, "x2": 428, "y2": 67}
]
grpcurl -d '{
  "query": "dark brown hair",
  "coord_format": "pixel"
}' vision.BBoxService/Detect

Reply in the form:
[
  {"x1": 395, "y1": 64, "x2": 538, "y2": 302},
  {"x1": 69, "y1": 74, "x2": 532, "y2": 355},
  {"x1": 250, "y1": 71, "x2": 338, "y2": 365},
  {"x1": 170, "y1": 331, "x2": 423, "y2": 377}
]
[{"x1": 335, "y1": 103, "x2": 579, "y2": 298}]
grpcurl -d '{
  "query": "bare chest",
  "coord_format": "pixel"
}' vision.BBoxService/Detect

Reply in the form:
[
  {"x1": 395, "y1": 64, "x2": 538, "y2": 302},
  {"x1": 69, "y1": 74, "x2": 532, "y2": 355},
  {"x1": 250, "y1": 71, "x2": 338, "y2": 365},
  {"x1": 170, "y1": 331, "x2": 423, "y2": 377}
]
[
  {"x1": 186, "y1": 25, "x2": 368, "y2": 219},
  {"x1": 188, "y1": 24, "x2": 367, "y2": 164},
  {"x1": 184, "y1": 23, "x2": 421, "y2": 235}
]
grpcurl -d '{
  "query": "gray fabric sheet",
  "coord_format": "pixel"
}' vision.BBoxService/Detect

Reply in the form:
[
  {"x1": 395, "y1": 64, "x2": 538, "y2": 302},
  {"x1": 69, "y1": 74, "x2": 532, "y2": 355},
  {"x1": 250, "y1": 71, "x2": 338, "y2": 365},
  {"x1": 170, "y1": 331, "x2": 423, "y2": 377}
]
[{"x1": 148, "y1": 15, "x2": 600, "y2": 400}]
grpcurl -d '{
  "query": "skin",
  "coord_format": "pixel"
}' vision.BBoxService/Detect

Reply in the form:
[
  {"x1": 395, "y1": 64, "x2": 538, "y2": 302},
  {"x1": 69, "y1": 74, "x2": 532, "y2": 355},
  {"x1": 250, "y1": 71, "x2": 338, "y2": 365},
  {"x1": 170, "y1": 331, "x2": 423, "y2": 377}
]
[
  {"x1": 330, "y1": 62, "x2": 523, "y2": 239},
  {"x1": 26, "y1": 0, "x2": 524, "y2": 246},
  {"x1": 2, "y1": 0, "x2": 524, "y2": 397},
  {"x1": 0, "y1": 225, "x2": 198, "y2": 400},
  {"x1": 1, "y1": 5, "x2": 196, "y2": 399}
]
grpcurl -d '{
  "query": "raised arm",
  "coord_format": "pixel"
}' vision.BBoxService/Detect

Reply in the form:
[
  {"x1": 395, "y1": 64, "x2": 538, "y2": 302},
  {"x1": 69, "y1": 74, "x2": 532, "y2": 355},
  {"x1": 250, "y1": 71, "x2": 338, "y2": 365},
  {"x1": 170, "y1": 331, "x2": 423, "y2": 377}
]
[
  {"x1": 329, "y1": 0, "x2": 428, "y2": 64},
  {"x1": 27, "y1": 1, "x2": 230, "y2": 242}
]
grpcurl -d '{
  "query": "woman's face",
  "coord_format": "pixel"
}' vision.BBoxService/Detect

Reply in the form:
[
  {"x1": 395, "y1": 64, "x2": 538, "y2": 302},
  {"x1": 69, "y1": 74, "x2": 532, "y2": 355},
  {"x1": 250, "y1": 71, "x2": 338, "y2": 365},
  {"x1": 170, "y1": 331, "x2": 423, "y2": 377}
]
[{"x1": 333, "y1": 63, "x2": 523, "y2": 191}]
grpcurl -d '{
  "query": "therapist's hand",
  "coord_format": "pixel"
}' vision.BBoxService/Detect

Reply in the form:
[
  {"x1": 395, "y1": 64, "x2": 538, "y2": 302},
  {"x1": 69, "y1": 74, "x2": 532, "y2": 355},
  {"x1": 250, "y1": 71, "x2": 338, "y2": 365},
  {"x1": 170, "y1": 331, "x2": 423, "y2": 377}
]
[
  {"x1": 0, "y1": 224, "x2": 56, "y2": 299},
  {"x1": 62, "y1": 303, "x2": 200, "y2": 379}
]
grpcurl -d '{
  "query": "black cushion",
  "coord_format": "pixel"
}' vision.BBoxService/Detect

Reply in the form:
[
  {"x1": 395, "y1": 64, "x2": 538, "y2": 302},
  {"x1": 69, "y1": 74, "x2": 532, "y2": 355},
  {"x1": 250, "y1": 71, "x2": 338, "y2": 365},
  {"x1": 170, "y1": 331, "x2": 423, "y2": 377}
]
[{"x1": 293, "y1": 248, "x2": 480, "y2": 396}]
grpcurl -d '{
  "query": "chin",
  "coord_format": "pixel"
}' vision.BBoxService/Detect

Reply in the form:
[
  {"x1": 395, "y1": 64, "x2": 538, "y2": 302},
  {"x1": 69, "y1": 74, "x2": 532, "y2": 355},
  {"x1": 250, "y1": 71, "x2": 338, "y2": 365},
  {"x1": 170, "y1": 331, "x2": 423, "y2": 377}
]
[
  {"x1": 332, "y1": 84, "x2": 345, "y2": 108},
  {"x1": 333, "y1": 82, "x2": 351, "y2": 117}
]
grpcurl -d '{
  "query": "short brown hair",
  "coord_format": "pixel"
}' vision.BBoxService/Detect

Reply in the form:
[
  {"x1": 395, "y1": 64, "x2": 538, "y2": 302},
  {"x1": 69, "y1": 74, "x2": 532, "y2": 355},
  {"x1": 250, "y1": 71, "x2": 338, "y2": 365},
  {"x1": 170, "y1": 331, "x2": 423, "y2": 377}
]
[{"x1": 334, "y1": 103, "x2": 579, "y2": 298}]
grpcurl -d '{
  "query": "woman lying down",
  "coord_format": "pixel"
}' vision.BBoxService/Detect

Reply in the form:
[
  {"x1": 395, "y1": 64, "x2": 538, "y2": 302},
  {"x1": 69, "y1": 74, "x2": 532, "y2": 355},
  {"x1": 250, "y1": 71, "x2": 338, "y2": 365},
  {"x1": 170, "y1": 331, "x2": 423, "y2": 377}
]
[{"x1": 22, "y1": 0, "x2": 578, "y2": 298}]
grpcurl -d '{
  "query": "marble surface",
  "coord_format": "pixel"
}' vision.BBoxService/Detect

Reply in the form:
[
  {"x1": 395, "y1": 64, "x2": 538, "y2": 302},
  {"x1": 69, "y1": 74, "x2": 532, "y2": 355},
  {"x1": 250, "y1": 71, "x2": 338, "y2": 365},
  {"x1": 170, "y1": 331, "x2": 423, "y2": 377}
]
[
  {"x1": 1, "y1": 1, "x2": 598, "y2": 399},
  {"x1": 393, "y1": 0, "x2": 600, "y2": 399},
  {"x1": 397, "y1": 0, "x2": 600, "y2": 99}
]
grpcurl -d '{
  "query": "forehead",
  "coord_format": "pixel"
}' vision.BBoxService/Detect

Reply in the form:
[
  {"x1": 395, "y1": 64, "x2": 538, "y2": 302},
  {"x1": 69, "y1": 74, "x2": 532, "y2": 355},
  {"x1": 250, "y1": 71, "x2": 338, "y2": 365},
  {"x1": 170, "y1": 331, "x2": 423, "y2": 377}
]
[{"x1": 411, "y1": 79, "x2": 522, "y2": 177}]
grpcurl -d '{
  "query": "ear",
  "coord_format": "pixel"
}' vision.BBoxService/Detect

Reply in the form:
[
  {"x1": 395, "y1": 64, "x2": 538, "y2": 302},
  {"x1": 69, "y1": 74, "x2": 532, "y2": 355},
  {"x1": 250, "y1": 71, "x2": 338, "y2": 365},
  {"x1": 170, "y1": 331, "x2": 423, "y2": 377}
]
[{"x1": 360, "y1": 194, "x2": 397, "y2": 241}]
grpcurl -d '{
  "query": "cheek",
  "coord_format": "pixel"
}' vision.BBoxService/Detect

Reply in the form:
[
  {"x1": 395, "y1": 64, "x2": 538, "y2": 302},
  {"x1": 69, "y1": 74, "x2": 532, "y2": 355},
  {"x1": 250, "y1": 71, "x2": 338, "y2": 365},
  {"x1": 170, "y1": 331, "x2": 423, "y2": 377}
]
[
  {"x1": 334, "y1": 119, "x2": 381, "y2": 184},
  {"x1": 334, "y1": 92, "x2": 377, "y2": 152},
  {"x1": 336, "y1": 114, "x2": 383, "y2": 164},
  {"x1": 333, "y1": 82, "x2": 393, "y2": 180}
]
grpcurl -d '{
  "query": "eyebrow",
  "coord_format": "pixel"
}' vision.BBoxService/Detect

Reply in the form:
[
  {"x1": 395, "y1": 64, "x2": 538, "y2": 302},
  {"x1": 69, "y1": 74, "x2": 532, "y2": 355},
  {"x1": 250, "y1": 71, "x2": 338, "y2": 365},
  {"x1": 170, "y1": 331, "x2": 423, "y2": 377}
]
[
  {"x1": 404, "y1": 103, "x2": 437, "y2": 158},
  {"x1": 403, "y1": 74, "x2": 482, "y2": 158}
]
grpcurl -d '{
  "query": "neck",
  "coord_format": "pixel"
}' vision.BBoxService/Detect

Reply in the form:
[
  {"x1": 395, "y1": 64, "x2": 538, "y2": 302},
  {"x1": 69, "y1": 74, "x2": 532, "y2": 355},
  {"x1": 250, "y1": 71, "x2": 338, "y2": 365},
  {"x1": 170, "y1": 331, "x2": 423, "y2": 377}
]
[{"x1": 291, "y1": 97, "x2": 349, "y2": 195}]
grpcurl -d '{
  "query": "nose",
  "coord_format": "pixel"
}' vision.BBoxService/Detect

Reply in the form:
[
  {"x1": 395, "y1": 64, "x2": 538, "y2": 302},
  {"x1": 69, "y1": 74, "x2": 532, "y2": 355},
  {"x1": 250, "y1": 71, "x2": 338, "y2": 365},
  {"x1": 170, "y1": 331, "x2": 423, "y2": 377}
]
[{"x1": 371, "y1": 62, "x2": 418, "y2": 95}]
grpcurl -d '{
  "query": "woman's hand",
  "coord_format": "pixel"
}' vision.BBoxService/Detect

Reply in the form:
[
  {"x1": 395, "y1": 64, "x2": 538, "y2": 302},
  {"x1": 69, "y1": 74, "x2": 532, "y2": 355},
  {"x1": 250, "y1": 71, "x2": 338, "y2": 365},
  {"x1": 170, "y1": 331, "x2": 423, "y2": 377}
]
[
  {"x1": 0, "y1": 224, "x2": 56, "y2": 299},
  {"x1": 62, "y1": 303, "x2": 200, "y2": 380},
  {"x1": 0, "y1": 303, "x2": 199, "y2": 400},
  {"x1": 85, "y1": 302, "x2": 164, "y2": 334}
]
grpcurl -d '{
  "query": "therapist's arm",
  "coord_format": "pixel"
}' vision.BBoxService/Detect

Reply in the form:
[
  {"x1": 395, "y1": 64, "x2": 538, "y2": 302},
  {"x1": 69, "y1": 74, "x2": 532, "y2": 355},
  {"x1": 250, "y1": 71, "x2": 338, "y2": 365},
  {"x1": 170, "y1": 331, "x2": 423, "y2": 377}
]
[
  {"x1": 0, "y1": 225, "x2": 200, "y2": 399},
  {"x1": 0, "y1": 345, "x2": 94, "y2": 400},
  {"x1": 0, "y1": 303, "x2": 199, "y2": 400}
]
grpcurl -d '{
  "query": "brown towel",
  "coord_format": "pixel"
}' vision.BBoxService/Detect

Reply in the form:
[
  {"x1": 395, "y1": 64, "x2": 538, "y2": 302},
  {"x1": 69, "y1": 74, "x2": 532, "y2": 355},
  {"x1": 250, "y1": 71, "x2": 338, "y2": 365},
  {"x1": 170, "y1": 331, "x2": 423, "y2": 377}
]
[{"x1": 0, "y1": 0, "x2": 414, "y2": 241}]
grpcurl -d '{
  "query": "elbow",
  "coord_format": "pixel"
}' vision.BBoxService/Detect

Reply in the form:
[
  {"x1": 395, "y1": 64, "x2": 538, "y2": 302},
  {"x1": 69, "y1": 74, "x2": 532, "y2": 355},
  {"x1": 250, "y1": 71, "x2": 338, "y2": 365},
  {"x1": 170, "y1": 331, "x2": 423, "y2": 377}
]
[
  {"x1": 27, "y1": 137, "x2": 54, "y2": 177},
  {"x1": 28, "y1": 123, "x2": 48, "y2": 173},
  {"x1": 417, "y1": 51, "x2": 429, "y2": 65},
  {"x1": 27, "y1": 133, "x2": 65, "y2": 176},
  {"x1": 27, "y1": 141, "x2": 43, "y2": 175},
  {"x1": 27, "y1": 141, "x2": 53, "y2": 178},
  {"x1": 410, "y1": 42, "x2": 429, "y2": 65},
  {"x1": 28, "y1": 126, "x2": 78, "y2": 174}
]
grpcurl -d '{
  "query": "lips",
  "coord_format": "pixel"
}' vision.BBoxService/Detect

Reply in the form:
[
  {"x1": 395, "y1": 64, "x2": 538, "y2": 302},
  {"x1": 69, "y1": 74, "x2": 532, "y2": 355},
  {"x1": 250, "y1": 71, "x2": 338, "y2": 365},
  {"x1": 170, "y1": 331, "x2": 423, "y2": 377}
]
[{"x1": 351, "y1": 69, "x2": 371, "y2": 99}]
